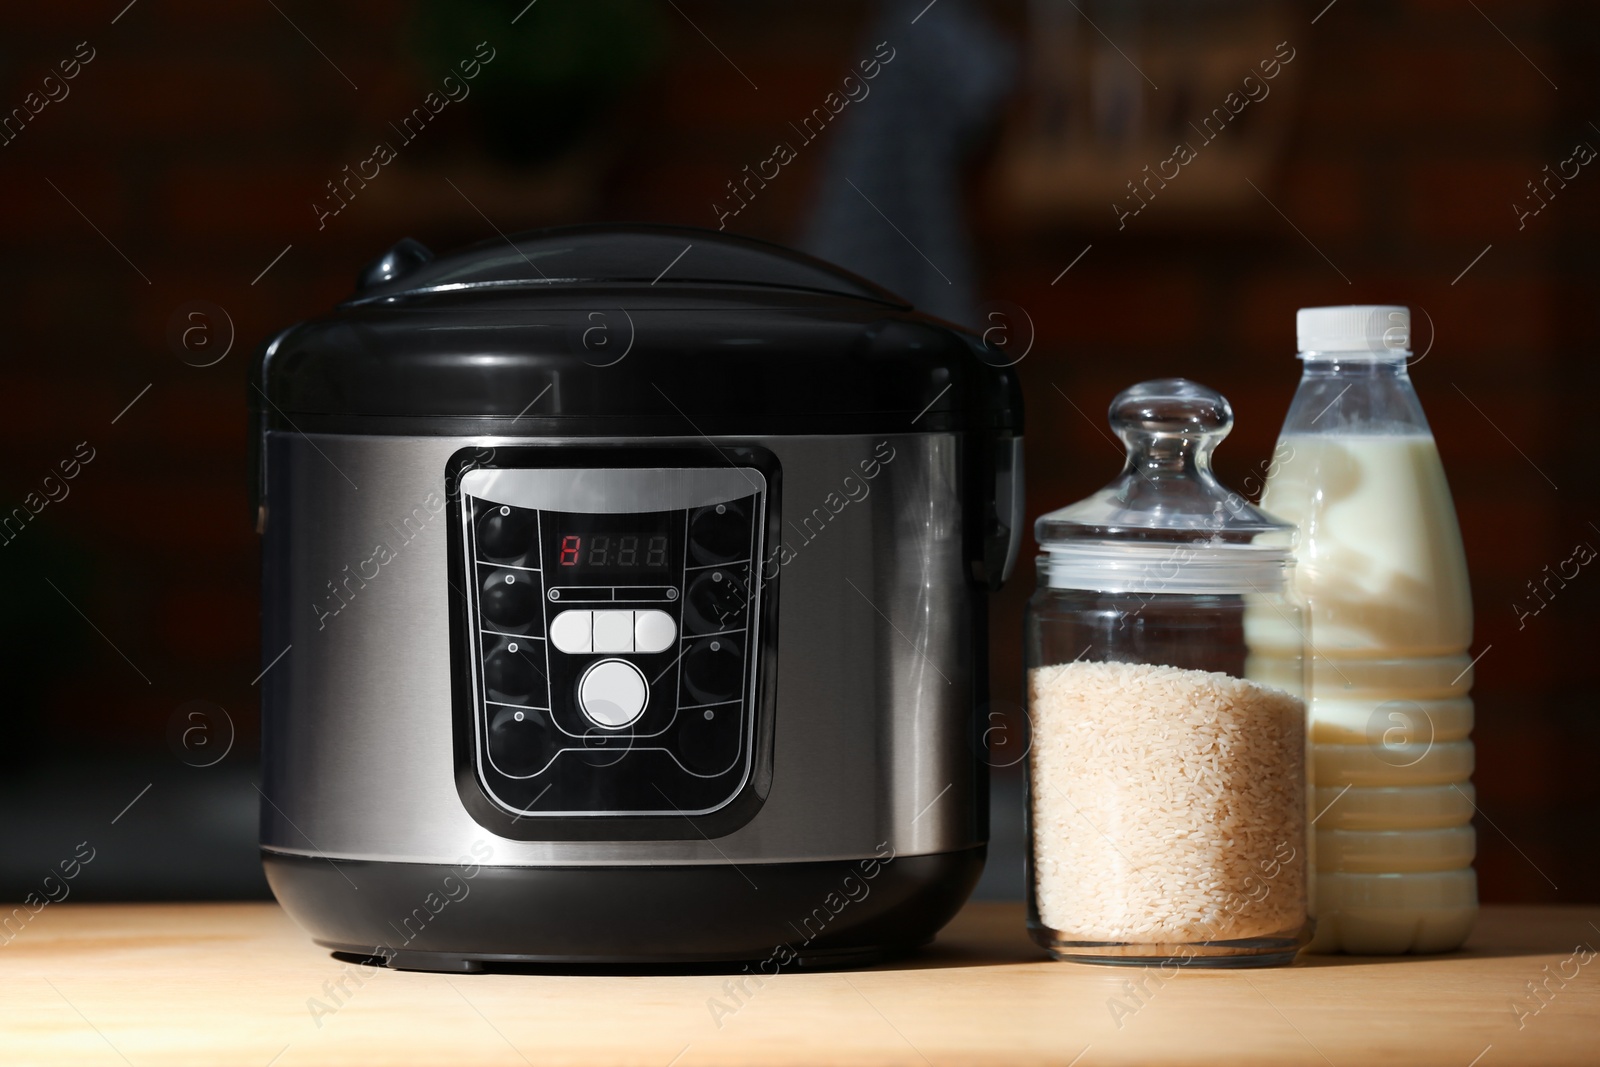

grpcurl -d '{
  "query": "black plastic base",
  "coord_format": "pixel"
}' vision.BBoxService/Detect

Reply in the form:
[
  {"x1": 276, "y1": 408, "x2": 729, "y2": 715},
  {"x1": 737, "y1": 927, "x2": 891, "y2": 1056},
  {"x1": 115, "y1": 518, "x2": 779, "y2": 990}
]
[{"x1": 262, "y1": 846, "x2": 984, "y2": 973}]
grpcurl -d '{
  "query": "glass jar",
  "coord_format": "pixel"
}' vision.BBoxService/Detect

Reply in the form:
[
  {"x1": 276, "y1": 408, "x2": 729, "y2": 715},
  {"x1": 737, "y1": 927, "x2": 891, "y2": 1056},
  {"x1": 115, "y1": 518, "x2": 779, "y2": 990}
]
[{"x1": 1024, "y1": 379, "x2": 1313, "y2": 967}]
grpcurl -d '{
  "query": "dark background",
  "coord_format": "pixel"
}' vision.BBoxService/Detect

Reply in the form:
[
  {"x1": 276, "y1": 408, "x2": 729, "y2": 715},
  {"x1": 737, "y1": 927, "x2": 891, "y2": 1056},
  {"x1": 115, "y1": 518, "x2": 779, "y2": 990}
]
[{"x1": 1, "y1": 0, "x2": 1594, "y2": 904}]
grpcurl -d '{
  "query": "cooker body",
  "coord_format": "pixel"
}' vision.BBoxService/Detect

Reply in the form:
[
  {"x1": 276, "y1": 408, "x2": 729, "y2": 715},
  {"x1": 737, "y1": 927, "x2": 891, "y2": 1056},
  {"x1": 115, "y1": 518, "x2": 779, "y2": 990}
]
[{"x1": 259, "y1": 429, "x2": 994, "y2": 967}]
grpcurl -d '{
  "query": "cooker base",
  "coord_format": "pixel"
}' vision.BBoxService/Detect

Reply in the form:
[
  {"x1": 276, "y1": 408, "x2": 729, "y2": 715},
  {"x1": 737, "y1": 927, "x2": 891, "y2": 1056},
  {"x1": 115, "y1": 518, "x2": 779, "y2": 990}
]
[
  {"x1": 337, "y1": 940, "x2": 903, "y2": 974},
  {"x1": 263, "y1": 846, "x2": 984, "y2": 972}
]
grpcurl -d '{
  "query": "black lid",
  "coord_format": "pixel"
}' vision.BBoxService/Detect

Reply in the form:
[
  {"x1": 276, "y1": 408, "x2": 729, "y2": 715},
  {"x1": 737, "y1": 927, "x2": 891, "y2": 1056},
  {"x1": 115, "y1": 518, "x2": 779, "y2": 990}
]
[{"x1": 252, "y1": 225, "x2": 1021, "y2": 437}]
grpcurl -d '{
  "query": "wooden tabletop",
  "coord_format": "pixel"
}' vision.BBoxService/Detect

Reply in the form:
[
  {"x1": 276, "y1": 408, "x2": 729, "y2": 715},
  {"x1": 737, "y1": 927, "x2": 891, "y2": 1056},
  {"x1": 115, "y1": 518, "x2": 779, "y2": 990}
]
[{"x1": 1, "y1": 901, "x2": 1596, "y2": 1066}]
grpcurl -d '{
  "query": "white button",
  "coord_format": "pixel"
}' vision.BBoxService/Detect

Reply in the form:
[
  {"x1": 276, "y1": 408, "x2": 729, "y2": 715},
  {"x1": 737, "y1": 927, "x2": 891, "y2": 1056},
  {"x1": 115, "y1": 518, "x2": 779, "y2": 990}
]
[
  {"x1": 634, "y1": 610, "x2": 676, "y2": 653},
  {"x1": 592, "y1": 610, "x2": 634, "y2": 653},
  {"x1": 579, "y1": 659, "x2": 648, "y2": 728},
  {"x1": 549, "y1": 610, "x2": 592, "y2": 653}
]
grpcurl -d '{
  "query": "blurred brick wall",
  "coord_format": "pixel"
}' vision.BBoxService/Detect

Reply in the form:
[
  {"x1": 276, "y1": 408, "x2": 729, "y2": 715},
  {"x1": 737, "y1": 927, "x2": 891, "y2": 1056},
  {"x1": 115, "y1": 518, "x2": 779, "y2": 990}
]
[{"x1": 0, "y1": 0, "x2": 1593, "y2": 901}]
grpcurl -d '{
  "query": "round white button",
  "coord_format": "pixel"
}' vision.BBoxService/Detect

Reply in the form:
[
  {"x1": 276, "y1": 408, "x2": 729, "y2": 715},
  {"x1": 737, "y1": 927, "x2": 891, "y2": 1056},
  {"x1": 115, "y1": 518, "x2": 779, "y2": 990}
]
[{"x1": 578, "y1": 659, "x2": 649, "y2": 729}]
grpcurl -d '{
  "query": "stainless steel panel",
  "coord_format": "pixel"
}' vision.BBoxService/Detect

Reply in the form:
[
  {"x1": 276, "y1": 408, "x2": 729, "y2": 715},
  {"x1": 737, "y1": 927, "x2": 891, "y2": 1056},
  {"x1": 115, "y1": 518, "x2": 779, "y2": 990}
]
[{"x1": 259, "y1": 431, "x2": 983, "y2": 865}]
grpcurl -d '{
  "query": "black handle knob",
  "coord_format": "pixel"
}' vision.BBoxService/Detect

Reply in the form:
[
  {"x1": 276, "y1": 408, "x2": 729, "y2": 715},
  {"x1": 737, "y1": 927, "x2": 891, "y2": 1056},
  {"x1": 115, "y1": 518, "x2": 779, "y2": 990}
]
[{"x1": 357, "y1": 237, "x2": 434, "y2": 289}]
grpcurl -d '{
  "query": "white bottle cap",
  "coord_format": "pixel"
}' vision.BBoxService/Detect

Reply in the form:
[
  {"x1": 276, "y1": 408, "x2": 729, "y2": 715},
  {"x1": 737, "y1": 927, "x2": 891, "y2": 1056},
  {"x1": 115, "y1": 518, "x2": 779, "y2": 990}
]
[{"x1": 1296, "y1": 305, "x2": 1410, "y2": 358}]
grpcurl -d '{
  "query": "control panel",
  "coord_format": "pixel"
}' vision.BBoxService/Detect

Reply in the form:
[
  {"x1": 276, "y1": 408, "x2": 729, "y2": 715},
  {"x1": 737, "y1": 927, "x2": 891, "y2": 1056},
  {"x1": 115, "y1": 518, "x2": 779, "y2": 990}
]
[{"x1": 455, "y1": 465, "x2": 766, "y2": 818}]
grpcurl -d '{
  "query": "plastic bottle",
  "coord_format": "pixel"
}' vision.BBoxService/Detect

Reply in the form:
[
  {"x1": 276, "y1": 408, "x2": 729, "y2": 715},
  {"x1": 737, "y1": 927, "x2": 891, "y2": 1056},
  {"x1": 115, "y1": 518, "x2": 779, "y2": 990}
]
[{"x1": 1252, "y1": 305, "x2": 1477, "y2": 954}]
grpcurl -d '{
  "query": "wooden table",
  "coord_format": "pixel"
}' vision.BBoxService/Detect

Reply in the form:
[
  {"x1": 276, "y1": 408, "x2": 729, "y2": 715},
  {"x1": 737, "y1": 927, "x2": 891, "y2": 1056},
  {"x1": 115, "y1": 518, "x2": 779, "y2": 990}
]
[{"x1": 2, "y1": 901, "x2": 1596, "y2": 1065}]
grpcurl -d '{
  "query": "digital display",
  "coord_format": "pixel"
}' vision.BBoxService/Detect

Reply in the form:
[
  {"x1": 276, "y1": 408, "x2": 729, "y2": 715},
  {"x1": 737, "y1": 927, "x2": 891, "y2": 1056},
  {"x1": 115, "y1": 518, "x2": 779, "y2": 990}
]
[
  {"x1": 544, "y1": 510, "x2": 677, "y2": 578},
  {"x1": 558, "y1": 533, "x2": 669, "y2": 569}
]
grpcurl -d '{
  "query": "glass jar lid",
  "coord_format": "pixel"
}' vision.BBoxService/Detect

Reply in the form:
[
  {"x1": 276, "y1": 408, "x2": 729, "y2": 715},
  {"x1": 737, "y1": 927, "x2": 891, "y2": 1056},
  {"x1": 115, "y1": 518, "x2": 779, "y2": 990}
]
[{"x1": 1036, "y1": 379, "x2": 1293, "y2": 593}]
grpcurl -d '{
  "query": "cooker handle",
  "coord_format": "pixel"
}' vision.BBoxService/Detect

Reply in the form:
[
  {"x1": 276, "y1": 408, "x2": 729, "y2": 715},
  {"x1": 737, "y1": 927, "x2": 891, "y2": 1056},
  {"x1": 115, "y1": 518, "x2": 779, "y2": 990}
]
[
  {"x1": 985, "y1": 434, "x2": 1025, "y2": 590},
  {"x1": 249, "y1": 326, "x2": 296, "y2": 534}
]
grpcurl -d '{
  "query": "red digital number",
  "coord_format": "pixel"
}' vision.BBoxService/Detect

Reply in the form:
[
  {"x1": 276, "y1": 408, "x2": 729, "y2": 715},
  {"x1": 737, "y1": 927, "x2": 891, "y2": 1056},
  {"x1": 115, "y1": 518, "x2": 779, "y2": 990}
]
[{"x1": 559, "y1": 535, "x2": 581, "y2": 567}]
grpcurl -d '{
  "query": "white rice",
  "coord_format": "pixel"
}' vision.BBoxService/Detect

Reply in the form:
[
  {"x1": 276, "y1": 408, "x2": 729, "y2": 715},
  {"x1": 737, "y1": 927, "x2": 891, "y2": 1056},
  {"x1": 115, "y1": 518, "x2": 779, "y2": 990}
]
[{"x1": 1029, "y1": 660, "x2": 1306, "y2": 944}]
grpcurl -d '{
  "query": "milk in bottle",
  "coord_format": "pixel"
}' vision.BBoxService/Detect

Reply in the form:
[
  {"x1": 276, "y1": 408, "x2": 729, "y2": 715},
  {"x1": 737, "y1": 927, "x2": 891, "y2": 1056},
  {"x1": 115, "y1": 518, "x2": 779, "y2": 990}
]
[{"x1": 1252, "y1": 305, "x2": 1477, "y2": 954}]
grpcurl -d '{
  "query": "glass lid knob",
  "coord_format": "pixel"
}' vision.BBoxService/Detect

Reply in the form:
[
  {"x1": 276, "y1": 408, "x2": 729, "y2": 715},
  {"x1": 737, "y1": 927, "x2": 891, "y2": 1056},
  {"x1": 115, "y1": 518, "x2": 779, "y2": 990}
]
[
  {"x1": 1035, "y1": 378, "x2": 1291, "y2": 545},
  {"x1": 1110, "y1": 378, "x2": 1234, "y2": 477}
]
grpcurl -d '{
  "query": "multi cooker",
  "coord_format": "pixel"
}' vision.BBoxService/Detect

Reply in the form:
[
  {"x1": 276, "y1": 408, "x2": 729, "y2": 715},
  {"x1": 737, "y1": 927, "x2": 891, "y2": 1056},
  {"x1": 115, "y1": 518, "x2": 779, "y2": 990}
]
[{"x1": 251, "y1": 225, "x2": 1023, "y2": 969}]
